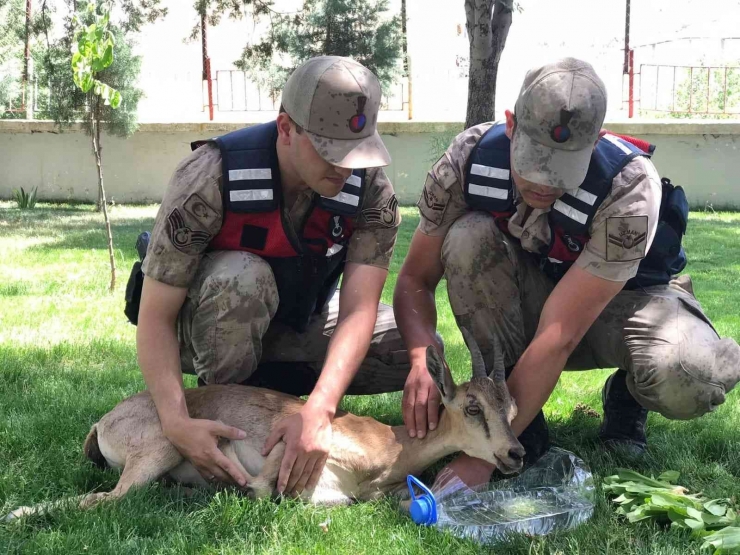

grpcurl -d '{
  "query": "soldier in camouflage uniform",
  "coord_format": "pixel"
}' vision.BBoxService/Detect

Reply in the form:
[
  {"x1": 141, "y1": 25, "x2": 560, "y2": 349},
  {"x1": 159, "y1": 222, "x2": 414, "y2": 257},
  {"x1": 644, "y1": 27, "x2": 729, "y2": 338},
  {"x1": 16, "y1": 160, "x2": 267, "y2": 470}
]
[
  {"x1": 394, "y1": 58, "x2": 740, "y2": 487},
  {"x1": 137, "y1": 57, "x2": 409, "y2": 498}
]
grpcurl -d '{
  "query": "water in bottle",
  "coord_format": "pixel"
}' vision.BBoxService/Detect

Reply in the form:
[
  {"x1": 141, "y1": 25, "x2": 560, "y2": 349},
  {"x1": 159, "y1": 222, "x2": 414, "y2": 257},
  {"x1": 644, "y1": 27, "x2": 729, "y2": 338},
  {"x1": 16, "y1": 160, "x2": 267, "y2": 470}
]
[{"x1": 407, "y1": 447, "x2": 595, "y2": 545}]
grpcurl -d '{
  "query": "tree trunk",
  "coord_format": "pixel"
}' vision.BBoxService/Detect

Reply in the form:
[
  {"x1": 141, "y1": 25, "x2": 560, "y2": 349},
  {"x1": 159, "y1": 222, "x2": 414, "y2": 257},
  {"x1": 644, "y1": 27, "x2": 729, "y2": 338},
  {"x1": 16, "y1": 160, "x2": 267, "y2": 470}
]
[
  {"x1": 95, "y1": 100, "x2": 103, "y2": 211},
  {"x1": 90, "y1": 96, "x2": 116, "y2": 292},
  {"x1": 464, "y1": 0, "x2": 513, "y2": 129}
]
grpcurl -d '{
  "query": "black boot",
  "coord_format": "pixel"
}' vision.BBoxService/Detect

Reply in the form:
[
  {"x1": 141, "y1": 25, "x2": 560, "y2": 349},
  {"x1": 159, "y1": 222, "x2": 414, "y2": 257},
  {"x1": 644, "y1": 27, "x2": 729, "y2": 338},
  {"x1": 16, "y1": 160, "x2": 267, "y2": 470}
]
[
  {"x1": 505, "y1": 366, "x2": 549, "y2": 467},
  {"x1": 599, "y1": 369, "x2": 648, "y2": 456}
]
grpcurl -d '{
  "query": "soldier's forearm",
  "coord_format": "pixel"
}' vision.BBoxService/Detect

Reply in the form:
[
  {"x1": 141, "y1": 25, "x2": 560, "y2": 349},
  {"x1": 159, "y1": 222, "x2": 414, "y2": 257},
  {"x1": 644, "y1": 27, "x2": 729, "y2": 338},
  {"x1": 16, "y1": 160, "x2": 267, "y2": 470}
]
[
  {"x1": 506, "y1": 328, "x2": 571, "y2": 437},
  {"x1": 306, "y1": 306, "x2": 378, "y2": 416},
  {"x1": 137, "y1": 314, "x2": 190, "y2": 433},
  {"x1": 393, "y1": 274, "x2": 442, "y2": 367}
]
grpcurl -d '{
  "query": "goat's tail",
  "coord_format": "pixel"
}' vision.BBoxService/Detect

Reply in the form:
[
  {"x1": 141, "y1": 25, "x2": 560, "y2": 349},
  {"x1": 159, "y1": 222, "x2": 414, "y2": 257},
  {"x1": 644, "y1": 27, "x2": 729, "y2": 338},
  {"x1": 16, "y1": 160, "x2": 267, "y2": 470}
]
[{"x1": 83, "y1": 424, "x2": 107, "y2": 469}]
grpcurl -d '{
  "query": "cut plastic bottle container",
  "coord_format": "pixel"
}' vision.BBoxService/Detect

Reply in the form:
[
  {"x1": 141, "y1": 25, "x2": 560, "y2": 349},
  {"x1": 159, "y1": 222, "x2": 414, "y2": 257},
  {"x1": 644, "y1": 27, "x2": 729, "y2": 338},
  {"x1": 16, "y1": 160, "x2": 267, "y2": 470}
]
[{"x1": 407, "y1": 447, "x2": 595, "y2": 544}]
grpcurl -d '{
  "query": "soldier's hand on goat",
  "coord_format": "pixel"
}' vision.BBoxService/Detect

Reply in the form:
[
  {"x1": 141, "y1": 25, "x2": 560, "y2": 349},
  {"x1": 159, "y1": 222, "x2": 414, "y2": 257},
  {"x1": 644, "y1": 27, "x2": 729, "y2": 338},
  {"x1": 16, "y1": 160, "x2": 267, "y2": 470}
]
[
  {"x1": 402, "y1": 362, "x2": 442, "y2": 439},
  {"x1": 164, "y1": 417, "x2": 249, "y2": 486},
  {"x1": 262, "y1": 405, "x2": 333, "y2": 496}
]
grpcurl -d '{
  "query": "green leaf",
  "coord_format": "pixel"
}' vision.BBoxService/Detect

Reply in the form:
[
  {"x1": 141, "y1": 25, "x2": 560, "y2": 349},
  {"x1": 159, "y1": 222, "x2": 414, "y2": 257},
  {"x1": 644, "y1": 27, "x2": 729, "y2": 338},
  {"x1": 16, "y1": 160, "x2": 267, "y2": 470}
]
[
  {"x1": 650, "y1": 493, "x2": 680, "y2": 507},
  {"x1": 685, "y1": 518, "x2": 705, "y2": 531},
  {"x1": 110, "y1": 90, "x2": 122, "y2": 109},
  {"x1": 705, "y1": 499, "x2": 730, "y2": 517},
  {"x1": 650, "y1": 491, "x2": 701, "y2": 509},
  {"x1": 686, "y1": 507, "x2": 705, "y2": 521},
  {"x1": 617, "y1": 469, "x2": 673, "y2": 489},
  {"x1": 667, "y1": 506, "x2": 690, "y2": 519},
  {"x1": 702, "y1": 513, "x2": 735, "y2": 529},
  {"x1": 101, "y1": 44, "x2": 114, "y2": 69},
  {"x1": 658, "y1": 470, "x2": 680, "y2": 483},
  {"x1": 701, "y1": 526, "x2": 740, "y2": 550},
  {"x1": 81, "y1": 73, "x2": 94, "y2": 93}
]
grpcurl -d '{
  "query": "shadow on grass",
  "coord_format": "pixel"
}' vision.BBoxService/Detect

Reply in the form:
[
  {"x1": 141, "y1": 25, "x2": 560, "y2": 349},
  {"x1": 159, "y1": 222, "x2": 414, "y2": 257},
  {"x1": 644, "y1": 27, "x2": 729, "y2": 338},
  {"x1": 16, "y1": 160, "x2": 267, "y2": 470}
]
[{"x1": 27, "y1": 224, "x2": 154, "y2": 256}]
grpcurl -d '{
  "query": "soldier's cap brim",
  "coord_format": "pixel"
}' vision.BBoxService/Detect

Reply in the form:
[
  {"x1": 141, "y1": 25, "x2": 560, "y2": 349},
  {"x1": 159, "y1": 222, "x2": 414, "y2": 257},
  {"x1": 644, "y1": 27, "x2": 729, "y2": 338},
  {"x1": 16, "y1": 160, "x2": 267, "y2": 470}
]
[
  {"x1": 511, "y1": 126, "x2": 592, "y2": 191},
  {"x1": 305, "y1": 129, "x2": 391, "y2": 169}
]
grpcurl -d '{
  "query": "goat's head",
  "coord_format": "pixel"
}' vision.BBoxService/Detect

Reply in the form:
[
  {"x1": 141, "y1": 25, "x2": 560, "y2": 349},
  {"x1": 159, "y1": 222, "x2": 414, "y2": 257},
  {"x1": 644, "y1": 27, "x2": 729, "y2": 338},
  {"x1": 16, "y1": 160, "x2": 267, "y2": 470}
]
[{"x1": 426, "y1": 328, "x2": 525, "y2": 474}]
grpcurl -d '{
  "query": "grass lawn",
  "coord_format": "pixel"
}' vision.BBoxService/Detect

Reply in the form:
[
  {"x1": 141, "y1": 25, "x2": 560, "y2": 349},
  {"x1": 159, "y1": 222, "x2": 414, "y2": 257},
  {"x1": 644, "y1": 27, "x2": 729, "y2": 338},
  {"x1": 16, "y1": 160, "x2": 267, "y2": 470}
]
[{"x1": 0, "y1": 202, "x2": 739, "y2": 554}]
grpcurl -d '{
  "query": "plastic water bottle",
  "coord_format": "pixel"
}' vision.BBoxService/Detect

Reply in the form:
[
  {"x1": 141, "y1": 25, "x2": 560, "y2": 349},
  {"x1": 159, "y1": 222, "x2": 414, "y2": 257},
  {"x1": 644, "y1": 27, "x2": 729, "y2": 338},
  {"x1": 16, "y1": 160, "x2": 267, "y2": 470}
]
[{"x1": 407, "y1": 448, "x2": 595, "y2": 544}]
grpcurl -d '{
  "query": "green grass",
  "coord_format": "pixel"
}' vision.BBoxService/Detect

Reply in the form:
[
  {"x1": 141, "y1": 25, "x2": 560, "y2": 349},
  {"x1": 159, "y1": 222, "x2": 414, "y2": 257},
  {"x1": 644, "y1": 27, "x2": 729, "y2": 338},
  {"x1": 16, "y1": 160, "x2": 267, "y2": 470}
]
[{"x1": 0, "y1": 202, "x2": 738, "y2": 554}]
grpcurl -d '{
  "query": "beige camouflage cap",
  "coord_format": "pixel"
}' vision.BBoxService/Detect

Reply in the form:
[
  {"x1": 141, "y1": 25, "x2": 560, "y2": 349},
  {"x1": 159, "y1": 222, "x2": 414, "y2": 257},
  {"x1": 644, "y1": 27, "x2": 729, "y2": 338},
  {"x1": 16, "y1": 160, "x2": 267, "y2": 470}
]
[
  {"x1": 512, "y1": 57, "x2": 607, "y2": 190},
  {"x1": 281, "y1": 56, "x2": 391, "y2": 169}
]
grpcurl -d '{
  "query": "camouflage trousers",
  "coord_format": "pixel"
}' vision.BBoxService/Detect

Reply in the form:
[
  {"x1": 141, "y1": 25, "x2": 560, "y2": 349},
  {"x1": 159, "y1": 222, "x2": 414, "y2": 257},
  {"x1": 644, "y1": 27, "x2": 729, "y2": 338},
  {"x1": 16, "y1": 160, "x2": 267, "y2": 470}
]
[
  {"x1": 177, "y1": 251, "x2": 411, "y2": 396},
  {"x1": 442, "y1": 212, "x2": 740, "y2": 420}
]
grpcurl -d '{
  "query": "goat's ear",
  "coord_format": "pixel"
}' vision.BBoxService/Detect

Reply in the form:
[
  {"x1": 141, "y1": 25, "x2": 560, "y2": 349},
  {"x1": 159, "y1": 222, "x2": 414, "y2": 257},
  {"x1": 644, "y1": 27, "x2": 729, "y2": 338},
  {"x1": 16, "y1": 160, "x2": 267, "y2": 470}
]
[{"x1": 426, "y1": 345, "x2": 456, "y2": 403}]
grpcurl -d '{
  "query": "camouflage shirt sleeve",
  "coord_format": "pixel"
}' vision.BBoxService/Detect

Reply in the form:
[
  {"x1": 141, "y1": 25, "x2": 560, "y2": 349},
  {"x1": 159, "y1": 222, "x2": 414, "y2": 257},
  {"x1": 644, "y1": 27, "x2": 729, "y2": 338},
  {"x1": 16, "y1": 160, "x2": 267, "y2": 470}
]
[
  {"x1": 142, "y1": 144, "x2": 223, "y2": 288},
  {"x1": 575, "y1": 156, "x2": 662, "y2": 282},
  {"x1": 346, "y1": 167, "x2": 400, "y2": 270},
  {"x1": 416, "y1": 123, "x2": 494, "y2": 237}
]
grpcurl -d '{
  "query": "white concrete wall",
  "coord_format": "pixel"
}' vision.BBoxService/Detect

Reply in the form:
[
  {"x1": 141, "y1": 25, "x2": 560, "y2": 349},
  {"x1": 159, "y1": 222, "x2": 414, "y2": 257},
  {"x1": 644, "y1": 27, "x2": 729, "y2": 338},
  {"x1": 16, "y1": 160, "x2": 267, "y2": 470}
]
[{"x1": 2, "y1": 120, "x2": 739, "y2": 208}]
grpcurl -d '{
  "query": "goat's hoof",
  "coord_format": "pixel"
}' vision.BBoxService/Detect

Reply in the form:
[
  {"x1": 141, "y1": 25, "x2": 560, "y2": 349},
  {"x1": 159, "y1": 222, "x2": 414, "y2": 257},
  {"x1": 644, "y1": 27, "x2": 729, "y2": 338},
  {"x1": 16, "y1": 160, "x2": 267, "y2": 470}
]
[
  {"x1": 79, "y1": 492, "x2": 110, "y2": 509},
  {"x1": 3, "y1": 506, "x2": 33, "y2": 522}
]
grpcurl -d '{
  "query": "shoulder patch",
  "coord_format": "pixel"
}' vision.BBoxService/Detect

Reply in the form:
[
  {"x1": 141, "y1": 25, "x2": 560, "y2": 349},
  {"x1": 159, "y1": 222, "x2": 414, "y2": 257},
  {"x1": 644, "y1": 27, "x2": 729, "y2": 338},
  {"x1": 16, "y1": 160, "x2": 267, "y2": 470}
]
[
  {"x1": 417, "y1": 177, "x2": 450, "y2": 226},
  {"x1": 362, "y1": 195, "x2": 399, "y2": 228},
  {"x1": 167, "y1": 208, "x2": 212, "y2": 252},
  {"x1": 606, "y1": 215, "x2": 648, "y2": 262},
  {"x1": 183, "y1": 192, "x2": 219, "y2": 231}
]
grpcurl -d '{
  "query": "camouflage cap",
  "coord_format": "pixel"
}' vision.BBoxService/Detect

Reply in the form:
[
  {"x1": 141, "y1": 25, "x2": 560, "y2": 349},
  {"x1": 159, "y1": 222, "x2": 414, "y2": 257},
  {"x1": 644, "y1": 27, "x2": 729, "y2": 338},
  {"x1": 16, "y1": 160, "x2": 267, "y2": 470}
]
[
  {"x1": 281, "y1": 56, "x2": 391, "y2": 169},
  {"x1": 512, "y1": 57, "x2": 607, "y2": 190}
]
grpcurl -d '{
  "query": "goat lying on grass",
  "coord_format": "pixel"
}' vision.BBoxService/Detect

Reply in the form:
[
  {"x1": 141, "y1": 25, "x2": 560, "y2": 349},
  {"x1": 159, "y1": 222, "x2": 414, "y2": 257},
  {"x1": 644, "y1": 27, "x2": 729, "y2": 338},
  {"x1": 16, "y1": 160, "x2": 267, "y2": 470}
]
[{"x1": 5, "y1": 331, "x2": 523, "y2": 520}]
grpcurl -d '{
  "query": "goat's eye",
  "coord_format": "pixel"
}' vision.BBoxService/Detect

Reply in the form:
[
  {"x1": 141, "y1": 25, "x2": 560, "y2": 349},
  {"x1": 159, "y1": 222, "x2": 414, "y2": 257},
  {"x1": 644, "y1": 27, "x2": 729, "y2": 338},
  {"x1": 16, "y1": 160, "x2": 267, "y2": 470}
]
[{"x1": 465, "y1": 405, "x2": 481, "y2": 417}]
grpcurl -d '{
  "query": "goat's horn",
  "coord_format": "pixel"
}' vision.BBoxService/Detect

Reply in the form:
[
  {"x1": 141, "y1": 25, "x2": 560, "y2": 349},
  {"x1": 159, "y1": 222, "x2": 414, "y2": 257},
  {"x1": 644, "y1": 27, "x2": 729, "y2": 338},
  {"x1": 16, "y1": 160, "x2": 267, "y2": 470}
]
[
  {"x1": 491, "y1": 334, "x2": 506, "y2": 382},
  {"x1": 460, "y1": 326, "x2": 487, "y2": 378}
]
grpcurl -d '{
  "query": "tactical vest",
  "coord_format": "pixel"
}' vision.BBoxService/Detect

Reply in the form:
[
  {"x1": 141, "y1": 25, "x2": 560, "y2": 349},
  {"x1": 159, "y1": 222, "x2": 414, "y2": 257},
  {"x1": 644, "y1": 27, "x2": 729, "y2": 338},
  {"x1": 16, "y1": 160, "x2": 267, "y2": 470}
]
[
  {"x1": 194, "y1": 121, "x2": 366, "y2": 332},
  {"x1": 463, "y1": 123, "x2": 688, "y2": 288}
]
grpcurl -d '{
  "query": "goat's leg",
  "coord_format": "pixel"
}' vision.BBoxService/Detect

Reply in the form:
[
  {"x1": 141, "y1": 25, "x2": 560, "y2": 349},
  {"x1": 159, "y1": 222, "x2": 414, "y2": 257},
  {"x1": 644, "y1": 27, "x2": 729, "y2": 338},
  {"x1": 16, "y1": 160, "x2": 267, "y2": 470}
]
[
  {"x1": 4, "y1": 444, "x2": 181, "y2": 521},
  {"x1": 246, "y1": 442, "x2": 285, "y2": 499},
  {"x1": 4, "y1": 494, "x2": 89, "y2": 522},
  {"x1": 79, "y1": 442, "x2": 183, "y2": 509}
]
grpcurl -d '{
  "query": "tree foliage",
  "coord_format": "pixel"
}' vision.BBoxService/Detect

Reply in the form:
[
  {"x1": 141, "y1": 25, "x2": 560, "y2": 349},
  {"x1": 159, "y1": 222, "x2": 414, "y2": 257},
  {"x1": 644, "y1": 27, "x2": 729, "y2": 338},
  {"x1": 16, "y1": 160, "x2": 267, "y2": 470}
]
[
  {"x1": 33, "y1": 0, "x2": 154, "y2": 137},
  {"x1": 192, "y1": 0, "x2": 403, "y2": 95},
  {"x1": 0, "y1": 0, "x2": 26, "y2": 66},
  {"x1": 0, "y1": 0, "x2": 29, "y2": 116}
]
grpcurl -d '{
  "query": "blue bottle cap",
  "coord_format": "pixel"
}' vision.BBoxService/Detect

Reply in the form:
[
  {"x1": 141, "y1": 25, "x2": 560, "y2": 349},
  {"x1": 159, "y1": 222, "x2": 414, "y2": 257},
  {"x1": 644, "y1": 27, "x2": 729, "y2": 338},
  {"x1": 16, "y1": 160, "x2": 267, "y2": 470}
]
[{"x1": 407, "y1": 475, "x2": 438, "y2": 525}]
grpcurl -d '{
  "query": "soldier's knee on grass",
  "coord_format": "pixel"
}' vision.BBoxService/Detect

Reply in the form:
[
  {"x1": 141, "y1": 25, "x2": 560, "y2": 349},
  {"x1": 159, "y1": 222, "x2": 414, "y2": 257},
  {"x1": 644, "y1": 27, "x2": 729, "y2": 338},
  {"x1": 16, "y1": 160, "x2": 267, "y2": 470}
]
[{"x1": 628, "y1": 338, "x2": 740, "y2": 420}]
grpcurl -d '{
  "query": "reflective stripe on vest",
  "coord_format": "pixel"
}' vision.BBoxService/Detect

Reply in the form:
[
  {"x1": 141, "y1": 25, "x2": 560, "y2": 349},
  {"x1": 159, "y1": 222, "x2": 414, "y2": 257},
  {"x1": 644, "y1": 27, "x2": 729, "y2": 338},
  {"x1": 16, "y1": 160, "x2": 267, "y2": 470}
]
[
  {"x1": 463, "y1": 124, "x2": 514, "y2": 213},
  {"x1": 464, "y1": 125, "x2": 651, "y2": 268},
  {"x1": 549, "y1": 133, "x2": 648, "y2": 235},
  {"x1": 319, "y1": 173, "x2": 364, "y2": 215}
]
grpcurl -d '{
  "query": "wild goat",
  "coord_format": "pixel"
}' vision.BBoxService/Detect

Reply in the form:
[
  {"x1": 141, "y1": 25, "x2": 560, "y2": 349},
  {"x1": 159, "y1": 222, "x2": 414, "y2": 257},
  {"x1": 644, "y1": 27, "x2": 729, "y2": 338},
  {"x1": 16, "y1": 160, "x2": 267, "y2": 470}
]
[{"x1": 5, "y1": 330, "x2": 523, "y2": 520}]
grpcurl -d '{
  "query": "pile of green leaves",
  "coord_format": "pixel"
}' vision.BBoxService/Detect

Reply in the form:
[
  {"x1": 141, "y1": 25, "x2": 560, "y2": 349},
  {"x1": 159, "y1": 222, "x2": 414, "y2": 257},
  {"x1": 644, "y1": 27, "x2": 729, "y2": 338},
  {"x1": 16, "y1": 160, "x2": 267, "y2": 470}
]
[{"x1": 603, "y1": 469, "x2": 740, "y2": 553}]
